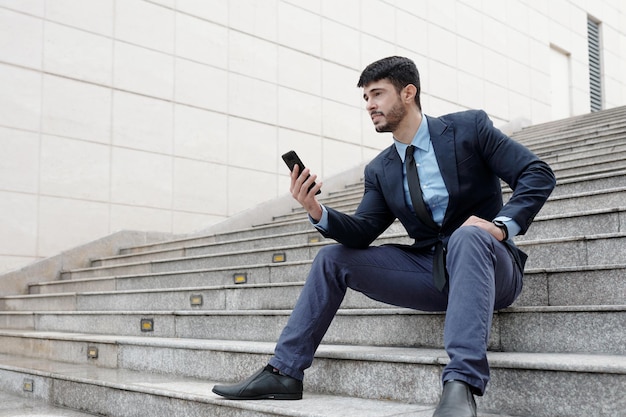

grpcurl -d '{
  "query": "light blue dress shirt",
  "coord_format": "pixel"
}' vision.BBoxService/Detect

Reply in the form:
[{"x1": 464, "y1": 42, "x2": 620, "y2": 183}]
[
  {"x1": 394, "y1": 114, "x2": 448, "y2": 225},
  {"x1": 312, "y1": 115, "x2": 520, "y2": 239}
]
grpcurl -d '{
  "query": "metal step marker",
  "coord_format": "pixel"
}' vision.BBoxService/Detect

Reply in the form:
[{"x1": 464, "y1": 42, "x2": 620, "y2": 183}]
[
  {"x1": 140, "y1": 318, "x2": 154, "y2": 332},
  {"x1": 272, "y1": 252, "x2": 286, "y2": 263},
  {"x1": 190, "y1": 294, "x2": 203, "y2": 307},
  {"x1": 233, "y1": 273, "x2": 247, "y2": 284}
]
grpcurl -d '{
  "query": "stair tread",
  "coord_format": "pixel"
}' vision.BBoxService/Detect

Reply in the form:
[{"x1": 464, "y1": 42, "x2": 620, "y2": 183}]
[{"x1": 0, "y1": 352, "x2": 515, "y2": 417}]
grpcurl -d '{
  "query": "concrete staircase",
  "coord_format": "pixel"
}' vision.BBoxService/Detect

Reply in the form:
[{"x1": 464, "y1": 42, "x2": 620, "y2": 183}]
[{"x1": 1, "y1": 107, "x2": 625, "y2": 417}]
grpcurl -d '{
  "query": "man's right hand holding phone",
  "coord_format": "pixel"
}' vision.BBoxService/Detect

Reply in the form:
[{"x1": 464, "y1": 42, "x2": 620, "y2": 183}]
[{"x1": 290, "y1": 164, "x2": 323, "y2": 222}]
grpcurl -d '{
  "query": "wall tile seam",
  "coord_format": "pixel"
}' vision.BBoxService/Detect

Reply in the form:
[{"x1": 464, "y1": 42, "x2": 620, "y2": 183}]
[
  {"x1": 0, "y1": 188, "x2": 40, "y2": 197},
  {"x1": 0, "y1": 5, "x2": 43, "y2": 20},
  {"x1": 0, "y1": 59, "x2": 44, "y2": 76},
  {"x1": 0, "y1": 123, "x2": 44, "y2": 137},
  {"x1": 41, "y1": 18, "x2": 113, "y2": 44}
]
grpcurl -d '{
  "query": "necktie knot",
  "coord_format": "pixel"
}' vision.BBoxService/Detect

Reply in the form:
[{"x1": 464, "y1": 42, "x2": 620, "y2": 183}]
[{"x1": 405, "y1": 145, "x2": 416, "y2": 163}]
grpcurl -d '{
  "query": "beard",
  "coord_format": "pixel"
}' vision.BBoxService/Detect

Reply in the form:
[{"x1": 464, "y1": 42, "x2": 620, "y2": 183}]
[{"x1": 372, "y1": 98, "x2": 406, "y2": 132}]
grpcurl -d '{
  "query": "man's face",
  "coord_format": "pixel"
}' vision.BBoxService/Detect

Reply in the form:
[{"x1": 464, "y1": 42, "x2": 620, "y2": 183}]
[{"x1": 362, "y1": 79, "x2": 406, "y2": 133}]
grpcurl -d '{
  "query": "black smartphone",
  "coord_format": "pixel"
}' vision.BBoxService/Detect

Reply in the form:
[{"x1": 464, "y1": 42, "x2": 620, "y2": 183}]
[{"x1": 281, "y1": 150, "x2": 321, "y2": 195}]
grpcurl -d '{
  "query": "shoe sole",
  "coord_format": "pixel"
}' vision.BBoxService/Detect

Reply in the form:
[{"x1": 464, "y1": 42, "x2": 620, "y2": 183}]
[{"x1": 212, "y1": 388, "x2": 302, "y2": 400}]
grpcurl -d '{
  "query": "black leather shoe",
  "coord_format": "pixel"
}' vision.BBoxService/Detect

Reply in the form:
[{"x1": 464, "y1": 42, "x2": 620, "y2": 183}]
[
  {"x1": 212, "y1": 365, "x2": 303, "y2": 400},
  {"x1": 432, "y1": 380, "x2": 477, "y2": 417}
]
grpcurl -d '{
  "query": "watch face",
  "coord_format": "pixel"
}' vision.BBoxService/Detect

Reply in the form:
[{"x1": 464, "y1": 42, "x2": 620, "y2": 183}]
[{"x1": 493, "y1": 221, "x2": 508, "y2": 239}]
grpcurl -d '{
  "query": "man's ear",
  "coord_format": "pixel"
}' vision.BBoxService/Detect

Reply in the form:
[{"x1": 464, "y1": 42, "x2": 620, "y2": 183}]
[{"x1": 402, "y1": 84, "x2": 417, "y2": 104}]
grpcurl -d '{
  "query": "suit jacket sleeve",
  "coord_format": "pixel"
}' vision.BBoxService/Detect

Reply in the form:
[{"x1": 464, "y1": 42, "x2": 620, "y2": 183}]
[
  {"x1": 473, "y1": 110, "x2": 556, "y2": 234},
  {"x1": 318, "y1": 162, "x2": 397, "y2": 249}
]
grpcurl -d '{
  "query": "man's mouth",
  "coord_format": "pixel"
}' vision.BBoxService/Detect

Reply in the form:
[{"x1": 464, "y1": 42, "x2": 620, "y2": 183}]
[{"x1": 371, "y1": 112, "x2": 383, "y2": 121}]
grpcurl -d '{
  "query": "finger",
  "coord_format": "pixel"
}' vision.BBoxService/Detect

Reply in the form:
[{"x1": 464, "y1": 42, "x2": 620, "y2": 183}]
[
  {"x1": 301, "y1": 173, "x2": 317, "y2": 195},
  {"x1": 290, "y1": 165, "x2": 301, "y2": 193},
  {"x1": 295, "y1": 168, "x2": 310, "y2": 190}
]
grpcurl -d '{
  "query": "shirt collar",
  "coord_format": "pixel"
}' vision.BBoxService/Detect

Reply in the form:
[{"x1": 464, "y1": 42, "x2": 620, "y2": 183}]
[{"x1": 394, "y1": 114, "x2": 430, "y2": 163}]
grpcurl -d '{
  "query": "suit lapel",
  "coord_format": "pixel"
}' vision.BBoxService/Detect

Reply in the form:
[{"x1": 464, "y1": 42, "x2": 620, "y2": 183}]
[
  {"x1": 382, "y1": 145, "x2": 406, "y2": 207},
  {"x1": 426, "y1": 115, "x2": 458, "y2": 223}
]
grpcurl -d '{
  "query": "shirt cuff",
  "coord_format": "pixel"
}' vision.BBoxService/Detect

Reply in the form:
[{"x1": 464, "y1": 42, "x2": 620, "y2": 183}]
[
  {"x1": 310, "y1": 204, "x2": 329, "y2": 232},
  {"x1": 494, "y1": 216, "x2": 521, "y2": 239}
]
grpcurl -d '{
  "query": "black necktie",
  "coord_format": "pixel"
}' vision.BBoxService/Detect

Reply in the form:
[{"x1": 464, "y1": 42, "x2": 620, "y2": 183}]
[{"x1": 405, "y1": 145, "x2": 447, "y2": 291}]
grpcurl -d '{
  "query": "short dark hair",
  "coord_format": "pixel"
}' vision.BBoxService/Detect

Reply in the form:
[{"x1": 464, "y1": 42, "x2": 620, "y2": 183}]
[{"x1": 357, "y1": 56, "x2": 421, "y2": 109}]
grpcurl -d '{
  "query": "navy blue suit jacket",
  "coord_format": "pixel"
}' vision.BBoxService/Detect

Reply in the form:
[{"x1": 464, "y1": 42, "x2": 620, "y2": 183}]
[{"x1": 320, "y1": 109, "x2": 556, "y2": 271}]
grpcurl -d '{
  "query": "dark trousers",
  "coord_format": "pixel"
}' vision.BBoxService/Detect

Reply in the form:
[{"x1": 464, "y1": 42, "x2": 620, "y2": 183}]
[{"x1": 268, "y1": 225, "x2": 523, "y2": 395}]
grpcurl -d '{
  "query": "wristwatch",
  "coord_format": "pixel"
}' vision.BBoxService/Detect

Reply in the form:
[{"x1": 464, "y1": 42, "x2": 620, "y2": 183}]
[{"x1": 492, "y1": 220, "x2": 509, "y2": 241}]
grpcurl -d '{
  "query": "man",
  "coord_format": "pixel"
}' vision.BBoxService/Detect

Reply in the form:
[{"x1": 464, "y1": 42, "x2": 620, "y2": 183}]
[{"x1": 213, "y1": 56, "x2": 556, "y2": 417}]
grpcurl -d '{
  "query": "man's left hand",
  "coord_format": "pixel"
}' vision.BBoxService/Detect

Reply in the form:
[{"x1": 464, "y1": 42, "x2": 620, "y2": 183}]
[{"x1": 461, "y1": 215, "x2": 506, "y2": 241}]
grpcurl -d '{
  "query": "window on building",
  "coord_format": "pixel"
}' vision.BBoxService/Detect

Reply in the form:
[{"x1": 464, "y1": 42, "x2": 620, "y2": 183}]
[{"x1": 587, "y1": 16, "x2": 603, "y2": 112}]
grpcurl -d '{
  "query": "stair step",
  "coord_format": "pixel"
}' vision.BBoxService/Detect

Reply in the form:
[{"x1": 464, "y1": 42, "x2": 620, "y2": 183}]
[
  {"x1": 1, "y1": 340, "x2": 623, "y2": 417},
  {"x1": 0, "y1": 353, "x2": 521, "y2": 417},
  {"x1": 519, "y1": 232, "x2": 626, "y2": 268},
  {"x1": 1, "y1": 304, "x2": 623, "y2": 354}
]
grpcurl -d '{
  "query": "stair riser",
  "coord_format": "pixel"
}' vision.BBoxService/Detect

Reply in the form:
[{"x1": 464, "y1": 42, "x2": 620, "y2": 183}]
[
  {"x1": 0, "y1": 335, "x2": 118, "y2": 368},
  {"x1": 0, "y1": 314, "x2": 33, "y2": 330},
  {"x1": 521, "y1": 235, "x2": 626, "y2": 269},
  {"x1": 0, "y1": 295, "x2": 78, "y2": 311},
  {"x1": 499, "y1": 310, "x2": 626, "y2": 353},
  {"x1": 546, "y1": 268, "x2": 626, "y2": 305},
  {"x1": 4, "y1": 309, "x2": 622, "y2": 354},
  {"x1": 515, "y1": 209, "x2": 625, "y2": 242},
  {"x1": 29, "y1": 278, "x2": 116, "y2": 295},
  {"x1": 120, "y1": 236, "x2": 217, "y2": 256},
  {"x1": 550, "y1": 172, "x2": 626, "y2": 196}
]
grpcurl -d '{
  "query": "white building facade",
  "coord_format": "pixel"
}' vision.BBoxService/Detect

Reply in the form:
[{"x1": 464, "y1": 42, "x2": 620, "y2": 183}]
[{"x1": 1, "y1": 0, "x2": 625, "y2": 274}]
